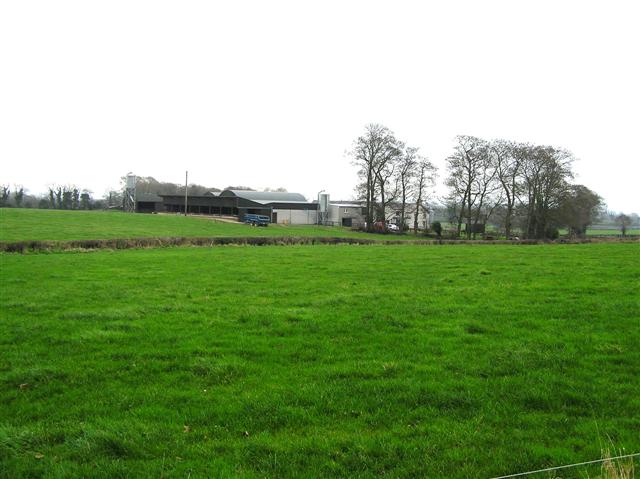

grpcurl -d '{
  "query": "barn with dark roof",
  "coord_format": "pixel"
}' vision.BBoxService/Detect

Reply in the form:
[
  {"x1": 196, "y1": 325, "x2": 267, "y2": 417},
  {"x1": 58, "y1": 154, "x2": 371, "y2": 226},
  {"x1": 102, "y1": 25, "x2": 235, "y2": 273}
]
[{"x1": 147, "y1": 189, "x2": 319, "y2": 225}]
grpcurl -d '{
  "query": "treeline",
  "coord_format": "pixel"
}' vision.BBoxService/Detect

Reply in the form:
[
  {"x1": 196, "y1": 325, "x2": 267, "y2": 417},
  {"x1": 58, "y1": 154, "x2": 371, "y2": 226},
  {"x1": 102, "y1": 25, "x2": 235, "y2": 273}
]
[
  {"x1": 0, "y1": 184, "x2": 101, "y2": 210},
  {"x1": 350, "y1": 124, "x2": 622, "y2": 239},
  {"x1": 0, "y1": 176, "x2": 284, "y2": 210},
  {"x1": 444, "y1": 135, "x2": 605, "y2": 239},
  {"x1": 351, "y1": 124, "x2": 437, "y2": 232}
]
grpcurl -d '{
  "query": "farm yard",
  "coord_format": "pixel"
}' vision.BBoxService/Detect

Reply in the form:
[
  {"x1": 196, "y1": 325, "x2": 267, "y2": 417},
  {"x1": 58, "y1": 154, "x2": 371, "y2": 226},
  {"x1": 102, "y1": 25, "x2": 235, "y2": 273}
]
[{"x1": 1, "y1": 212, "x2": 639, "y2": 479}]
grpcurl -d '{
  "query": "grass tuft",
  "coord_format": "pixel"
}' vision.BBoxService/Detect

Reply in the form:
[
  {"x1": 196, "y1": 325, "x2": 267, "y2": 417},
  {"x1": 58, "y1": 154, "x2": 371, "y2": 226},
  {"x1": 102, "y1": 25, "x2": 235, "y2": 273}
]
[{"x1": 598, "y1": 449, "x2": 636, "y2": 479}]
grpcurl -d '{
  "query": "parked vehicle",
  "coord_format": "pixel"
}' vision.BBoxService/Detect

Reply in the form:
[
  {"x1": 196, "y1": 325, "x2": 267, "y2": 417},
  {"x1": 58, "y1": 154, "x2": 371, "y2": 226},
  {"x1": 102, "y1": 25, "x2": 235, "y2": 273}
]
[{"x1": 243, "y1": 214, "x2": 270, "y2": 226}]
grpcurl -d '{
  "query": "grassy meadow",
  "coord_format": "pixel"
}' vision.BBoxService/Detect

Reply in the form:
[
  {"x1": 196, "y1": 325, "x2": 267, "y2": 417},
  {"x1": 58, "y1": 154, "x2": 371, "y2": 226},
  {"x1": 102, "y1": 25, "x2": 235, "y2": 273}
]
[
  {"x1": 1, "y1": 243, "x2": 639, "y2": 478},
  {"x1": 2, "y1": 209, "x2": 637, "y2": 244},
  {"x1": 585, "y1": 228, "x2": 640, "y2": 236},
  {"x1": 0, "y1": 208, "x2": 405, "y2": 243}
]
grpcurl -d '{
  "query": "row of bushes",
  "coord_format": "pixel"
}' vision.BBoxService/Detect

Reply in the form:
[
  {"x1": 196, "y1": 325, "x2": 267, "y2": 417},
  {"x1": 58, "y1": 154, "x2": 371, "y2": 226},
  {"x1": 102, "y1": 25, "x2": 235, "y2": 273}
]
[{"x1": 0, "y1": 235, "x2": 627, "y2": 253}]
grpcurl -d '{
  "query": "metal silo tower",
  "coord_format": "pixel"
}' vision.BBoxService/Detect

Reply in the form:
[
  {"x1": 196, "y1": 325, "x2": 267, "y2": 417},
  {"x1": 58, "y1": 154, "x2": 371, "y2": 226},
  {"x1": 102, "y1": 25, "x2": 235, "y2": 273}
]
[{"x1": 123, "y1": 173, "x2": 136, "y2": 213}]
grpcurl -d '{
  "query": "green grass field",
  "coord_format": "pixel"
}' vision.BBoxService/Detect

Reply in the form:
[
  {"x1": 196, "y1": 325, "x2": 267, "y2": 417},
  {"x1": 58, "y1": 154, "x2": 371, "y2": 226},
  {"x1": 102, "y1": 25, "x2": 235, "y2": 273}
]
[
  {"x1": 0, "y1": 208, "x2": 414, "y2": 243},
  {"x1": 1, "y1": 243, "x2": 639, "y2": 478},
  {"x1": 586, "y1": 229, "x2": 640, "y2": 236},
  {"x1": 3, "y1": 209, "x2": 637, "y2": 244}
]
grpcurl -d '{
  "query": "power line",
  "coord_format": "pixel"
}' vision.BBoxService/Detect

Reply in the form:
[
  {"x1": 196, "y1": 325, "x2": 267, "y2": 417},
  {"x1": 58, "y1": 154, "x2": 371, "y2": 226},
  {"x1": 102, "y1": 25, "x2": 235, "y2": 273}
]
[{"x1": 491, "y1": 452, "x2": 639, "y2": 479}]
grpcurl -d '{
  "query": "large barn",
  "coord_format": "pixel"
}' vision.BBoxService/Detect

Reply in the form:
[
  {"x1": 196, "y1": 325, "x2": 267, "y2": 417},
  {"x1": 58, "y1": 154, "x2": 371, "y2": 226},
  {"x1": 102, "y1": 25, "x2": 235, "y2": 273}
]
[
  {"x1": 143, "y1": 189, "x2": 320, "y2": 225},
  {"x1": 134, "y1": 190, "x2": 432, "y2": 229}
]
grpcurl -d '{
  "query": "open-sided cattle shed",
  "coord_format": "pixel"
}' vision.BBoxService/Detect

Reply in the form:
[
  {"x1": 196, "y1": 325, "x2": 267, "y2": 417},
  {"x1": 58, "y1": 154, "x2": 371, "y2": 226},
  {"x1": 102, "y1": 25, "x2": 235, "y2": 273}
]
[
  {"x1": 135, "y1": 193, "x2": 164, "y2": 213},
  {"x1": 154, "y1": 189, "x2": 318, "y2": 224}
]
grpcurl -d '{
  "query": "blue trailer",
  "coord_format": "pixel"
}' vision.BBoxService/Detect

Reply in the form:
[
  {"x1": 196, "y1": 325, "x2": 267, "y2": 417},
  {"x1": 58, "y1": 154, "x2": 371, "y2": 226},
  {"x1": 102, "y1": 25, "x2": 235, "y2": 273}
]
[{"x1": 243, "y1": 214, "x2": 271, "y2": 226}]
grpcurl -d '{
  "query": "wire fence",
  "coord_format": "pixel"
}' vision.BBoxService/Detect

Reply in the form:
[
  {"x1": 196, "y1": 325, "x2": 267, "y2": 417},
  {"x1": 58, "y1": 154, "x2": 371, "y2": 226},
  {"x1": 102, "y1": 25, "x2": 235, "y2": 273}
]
[{"x1": 491, "y1": 452, "x2": 639, "y2": 479}]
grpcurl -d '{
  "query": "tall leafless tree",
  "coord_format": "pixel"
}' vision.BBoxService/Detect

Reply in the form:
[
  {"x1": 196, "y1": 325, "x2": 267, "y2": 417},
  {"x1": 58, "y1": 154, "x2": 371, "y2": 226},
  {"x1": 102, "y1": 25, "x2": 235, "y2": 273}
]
[
  {"x1": 397, "y1": 146, "x2": 418, "y2": 232},
  {"x1": 374, "y1": 142, "x2": 401, "y2": 223},
  {"x1": 55, "y1": 187, "x2": 63, "y2": 209},
  {"x1": 469, "y1": 146, "x2": 501, "y2": 238},
  {"x1": 13, "y1": 186, "x2": 25, "y2": 207},
  {"x1": 1, "y1": 185, "x2": 9, "y2": 207},
  {"x1": 492, "y1": 140, "x2": 523, "y2": 238},
  {"x1": 615, "y1": 214, "x2": 632, "y2": 237},
  {"x1": 445, "y1": 135, "x2": 494, "y2": 238},
  {"x1": 351, "y1": 124, "x2": 398, "y2": 230},
  {"x1": 413, "y1": 158, "x2": 437, "y2": 234}
]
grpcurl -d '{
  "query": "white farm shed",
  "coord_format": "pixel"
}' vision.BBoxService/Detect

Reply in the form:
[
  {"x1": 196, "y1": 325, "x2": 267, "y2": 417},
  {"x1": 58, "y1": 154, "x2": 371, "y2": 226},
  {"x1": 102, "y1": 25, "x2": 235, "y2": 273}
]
[
  {"x1": 327, "y1": 203, "x2": 365, "y2": 227},
  {"x1": 227, "y1": 191, "x2": 318, "y2": 225},
  {"x1": 272, "y1": 207, "x2": 318, "y2": 225}
]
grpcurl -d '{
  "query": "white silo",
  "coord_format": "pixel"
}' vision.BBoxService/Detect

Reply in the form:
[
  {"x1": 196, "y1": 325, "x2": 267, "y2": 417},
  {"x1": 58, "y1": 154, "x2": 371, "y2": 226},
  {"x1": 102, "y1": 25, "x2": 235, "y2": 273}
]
[{"x1": 318, "y1": 193, "x2": 329, "y2": 225}]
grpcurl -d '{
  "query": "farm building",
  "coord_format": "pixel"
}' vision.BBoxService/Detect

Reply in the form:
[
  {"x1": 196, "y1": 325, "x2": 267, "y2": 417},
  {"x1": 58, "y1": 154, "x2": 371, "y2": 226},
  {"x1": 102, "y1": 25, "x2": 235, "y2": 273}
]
[
  {"x1": 326, "y1": 202, "x2": 366, "y2": 227},
  {"x1": 135, "y1": 193, "x2": 163, "y2": 213},
  {"x1": 142, "y1": 189, "x2": 320, "y2": 225},
  {"x1": 135, "y1": 189, "x2": 430, "y2": 229},
  {"x1": 320, "y1": 198, "x2": 429, "y2": 230},
  {"x1": 385, "y1": 202, "x2": 431, "y2": 230}
]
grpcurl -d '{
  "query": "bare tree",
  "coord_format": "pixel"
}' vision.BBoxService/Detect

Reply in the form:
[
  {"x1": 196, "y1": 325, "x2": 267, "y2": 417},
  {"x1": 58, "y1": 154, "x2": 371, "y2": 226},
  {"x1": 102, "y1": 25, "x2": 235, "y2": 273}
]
[
  {"x1": 445, "y1": 136, "x2": 494, "y2": 238},
  {"x1": 0, "y1": 185, "x2": 9, "y2": 207},
  {"x1": 445, "y1": 177, "x2": 465, "y2": 236},
  {"x1": 351, "y1": 124, "x2": 398, "y2": 230},
  {"x1": 397, "y1": 146, "x2": 417, "y2": 232},
  {"x1": 105, "y1": 189, "x2": 124, "y2": 208},
  {"x1": 55, "y1": 187, "x2": 63, "y2": 209},
  {"x1": 616, "y1": 213, "x2": 632, "y2": 236},
  {"x1": 14, "y1": 185, "x2": 25, "y2": 207},
  {"x1": 492, "y1": 140, "x2": 523, "y2": 238},
  {"x1": 444, "y1": 194, "x2": 462, "y2": 235},
  {"x1": 72, "y1": 188, "x2": 80, "y2": 210},
  {"x1": 374, "y1": 142, "x2": 401, "y2": 223},
  {"x1": 446, "y1": 136, "x2": 478, "y2": 236},
  {"x1": 469, "y1": 147, "x2": 501, "y2": 238},
  {"x1": 413, "y1": 158, "x2": 436, "y2": 234},
  {"x1": 62, "y1": 187, "x2": 73, "y2": 210},
  {"x1": 48, "y1": 187, "x2": 55, "y2": 208},
  {"x1": 80, "y1": 190, "x2": 92, "y2": 210}
]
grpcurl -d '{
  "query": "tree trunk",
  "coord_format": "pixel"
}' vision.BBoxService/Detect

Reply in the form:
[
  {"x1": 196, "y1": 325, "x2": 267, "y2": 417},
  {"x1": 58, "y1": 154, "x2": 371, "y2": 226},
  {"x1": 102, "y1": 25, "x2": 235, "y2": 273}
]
[
  {"x1": 413, "y1": 193, "x2": 422, "y2": 235},
  {"x1": 505, "y1": 203, "x2": 513, "y2": 238},
  {"x1": 365, "y1": 167, "x2": 373, "y2": 231},
  {"x1": 400, "y1": 186, "x2": 406, "y2": 233}
]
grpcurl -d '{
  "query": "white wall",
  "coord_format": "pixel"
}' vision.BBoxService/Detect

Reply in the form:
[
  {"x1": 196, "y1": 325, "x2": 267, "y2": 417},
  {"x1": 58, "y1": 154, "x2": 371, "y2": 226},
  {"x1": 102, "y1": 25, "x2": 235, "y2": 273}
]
[
  {"x1": 273, "y1": 209, "x2": 318, "y2": 225},
  {"x1": 328, "y1": 205, "x2": 364, "y2": 227}
]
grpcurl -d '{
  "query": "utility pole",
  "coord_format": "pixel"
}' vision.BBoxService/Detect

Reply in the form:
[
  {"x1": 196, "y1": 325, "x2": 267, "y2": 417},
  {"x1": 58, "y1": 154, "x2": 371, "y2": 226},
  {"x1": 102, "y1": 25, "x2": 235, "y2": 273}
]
[{"x1": 184, "y1": 170, "x2": 188, "y2": 216}]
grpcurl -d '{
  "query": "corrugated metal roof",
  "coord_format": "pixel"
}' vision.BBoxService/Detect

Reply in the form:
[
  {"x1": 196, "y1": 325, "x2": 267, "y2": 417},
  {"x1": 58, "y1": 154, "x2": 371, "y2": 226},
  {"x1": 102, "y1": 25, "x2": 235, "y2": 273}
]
[
  {"x1": 136, "y1": 193, "x2": 163, "y2": 202},
  {"x1": 227, "y1": 190, "x2": 307, "y2": 204}
]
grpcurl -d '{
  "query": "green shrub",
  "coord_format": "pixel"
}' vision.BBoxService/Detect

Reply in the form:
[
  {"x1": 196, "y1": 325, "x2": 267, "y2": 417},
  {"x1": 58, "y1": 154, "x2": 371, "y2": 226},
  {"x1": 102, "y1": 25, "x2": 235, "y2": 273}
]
[{"x1": 432, "y1": 221, "x2": 442, "y2": 237}]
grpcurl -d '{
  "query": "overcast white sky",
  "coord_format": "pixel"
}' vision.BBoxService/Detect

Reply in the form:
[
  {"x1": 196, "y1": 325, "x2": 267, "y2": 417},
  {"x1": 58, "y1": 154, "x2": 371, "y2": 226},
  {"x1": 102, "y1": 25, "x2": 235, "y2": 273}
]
[{"x1": 1, "y1": 0, "x2": 638, "y2": 212}]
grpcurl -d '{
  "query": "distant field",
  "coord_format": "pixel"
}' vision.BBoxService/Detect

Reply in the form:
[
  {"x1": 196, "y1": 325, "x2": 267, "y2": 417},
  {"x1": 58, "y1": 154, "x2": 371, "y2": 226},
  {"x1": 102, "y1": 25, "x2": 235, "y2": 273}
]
[
  {"x1": 556, "y1": 227, "x2": 640, "y2": 237},
  {"x1": 1, "y1": 244, "x2": 638, "y2": 478},
  {"x1": 0, "y1": 208, "x2": 417, "y2": 242},
  {"x1": 585, "y1": 228, "x2": 640, "y2": 236}
]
